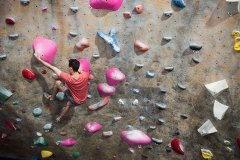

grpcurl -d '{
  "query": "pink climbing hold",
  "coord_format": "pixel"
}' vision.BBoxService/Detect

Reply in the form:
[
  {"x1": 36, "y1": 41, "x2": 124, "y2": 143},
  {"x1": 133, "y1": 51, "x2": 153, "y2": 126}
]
[
  {"x1": 171, "y1": 138, "x2": 184, "y2": 155},
  {"x1": 22, "y1": 69, "x2": 36, "y2": 80},
  {"x1": 106, "y1": 68, "x2": 126, "y2": 86},
  {"x1": 97, "y1": 83, "x2": 116, "y2": 97},
  {"x1": 84, "y1": 122, "x2": 103, "y2": 133},
  {"x1": 57, "y1": 138, "x2": 77, "y2": 147},
  {"x1": 78, "y1": 58, "x2": 90, "y2": 73},
  {"x1": 32, "y1": 36, "x2": 57, "y2": 65},
  {"x1": 120, "y1": 130, "x2": 151, "y2": 146},
  {"x1": 89, "y1": 0, "x2": 123, "y2": 11},
  {"x1": 5, "y1": 17, "x2": 16, "y2": 25}
]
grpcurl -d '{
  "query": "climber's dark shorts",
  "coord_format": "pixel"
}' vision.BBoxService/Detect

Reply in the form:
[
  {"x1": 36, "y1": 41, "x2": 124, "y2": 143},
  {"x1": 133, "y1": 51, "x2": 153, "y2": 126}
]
[{"x1": 64, "y1": 90, "x2": 79, "y2": 106}]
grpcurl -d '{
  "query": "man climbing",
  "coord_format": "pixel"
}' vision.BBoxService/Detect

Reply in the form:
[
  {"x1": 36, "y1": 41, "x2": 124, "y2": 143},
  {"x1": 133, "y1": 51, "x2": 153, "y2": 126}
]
[{"x1": 34, "y1": 53, "x2": 90, "y2": 122}]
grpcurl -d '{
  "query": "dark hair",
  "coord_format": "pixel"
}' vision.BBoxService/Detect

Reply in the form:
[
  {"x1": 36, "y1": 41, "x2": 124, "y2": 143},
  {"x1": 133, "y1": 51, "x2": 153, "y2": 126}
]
[{"x1": 69, "y1": 59, "x2": 80, "y2": 72}]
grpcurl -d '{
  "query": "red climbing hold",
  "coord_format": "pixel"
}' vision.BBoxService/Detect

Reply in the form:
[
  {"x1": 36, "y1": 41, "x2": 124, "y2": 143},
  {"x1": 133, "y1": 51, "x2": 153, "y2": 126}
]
[
  {"x1": 22, "y1": 69, "x2": 36, "y2": 80},
  {"x1": 0, "y1": 133, "x2": 8, "y2": 143},
  {"x1": 237, "y1": 136, "x2": 240, "y2": 148},
  {"x1": 171, "y1": 138, "x2": 184, "y2": 155},
  {"x1": 5, "y1": 17, "x2": 16, "y2": 25},
  {"x1": 5, "y1": 120, "x2": 17, "y2": 131},
  {"x1": 41, "y1": 69, "x2": 47, "y2": 74},
  {"x1": 42, "y1": 7, "x2": 48, "y2": 12}
]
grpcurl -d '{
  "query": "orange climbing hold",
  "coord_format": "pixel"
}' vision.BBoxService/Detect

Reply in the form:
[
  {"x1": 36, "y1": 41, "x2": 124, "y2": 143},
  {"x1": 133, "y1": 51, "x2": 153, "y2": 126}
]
[
  {"x1": 134, "y1": 40, "x2": 149, "y2": 52},
  {"x1": 75, "y1": 38, "x2": 90, "y2": 51},
  {"x1": 135, "y1": 5, "x2": 144, "y2": 14},
  {"x1": 123, "y1": 12, "x2": 131, "y2": 18}
]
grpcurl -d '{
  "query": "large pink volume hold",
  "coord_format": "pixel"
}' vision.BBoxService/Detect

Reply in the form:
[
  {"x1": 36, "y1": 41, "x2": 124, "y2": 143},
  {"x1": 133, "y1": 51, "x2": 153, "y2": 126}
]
[
  {"x1": 120, "y1": 130, "x2": 151, "y2": 146},
  {"x1": 106, "y1": 68, "x2": 126, "y2": 86},
  {"x1": 78, "y1": 58, "x2": 90, "y2": 73},
  {"x1": 97, "y1": 83, "x2": 116, "y2": 97},
  {"x1": 89, "y1": 0, "x2": 123, "y2": 11},
  {"x1": 32, "y1": 36, "x2": 57, "y2": 64},
  {"x1": 59, "y1": 138, "x2": 77, "y2": 147},
  {"x1": 84, "y1": 122, "x2": 103, "y2": 133}
]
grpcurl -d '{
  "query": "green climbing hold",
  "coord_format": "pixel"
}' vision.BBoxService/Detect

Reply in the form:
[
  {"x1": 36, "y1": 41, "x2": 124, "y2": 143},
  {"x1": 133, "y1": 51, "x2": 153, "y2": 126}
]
[
  {"x1": 0, "y1": 87, "x2": 13, "y2": 102},
  {"x1": 34, "y1": 137, "x2": 49, "y2": 146},
  {"x1": 33, "y1": 107, "x2": 42, "y2": 117},
  {"x1": 71, "y1": 152, "x2": 80, "y2": 158}
]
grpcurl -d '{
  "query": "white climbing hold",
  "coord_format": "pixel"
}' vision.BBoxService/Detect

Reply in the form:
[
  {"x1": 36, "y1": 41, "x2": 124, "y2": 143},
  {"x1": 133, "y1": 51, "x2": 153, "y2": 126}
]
[
  {"x1": 163, "y1": 10, "x2": 173, "y2": 17},
  {"x1": 103, "y1": 131, "x2": 113, "y2": 137},
  {"x1": 132, "y1": 99, "x2": 139, "y2": 106},
  {"x1": 146, "y1": 70, "x2": 155, "y2": 78},
  {"x1": 164, "y1": 65, "x2": 174, "y2": 71},
  {"x1": 155, "y1": 102, "x2": 167, "y2": 110},
  {"x1": 135, "y1": 63, "x2": 144, "y2": 68},
  {"x1": 139, "y1": 116, "x2": 146, "y2": 121},
  {"x1": 0, "y1": 54, "x2": 7, "y2": 60},
  {"x1": 118, "y1": 99, "x2": 125, "y2": 105},
  {"x1": 92, "y1": 53, "x2": 100, "y2": 58},
  {"x1": 177, "y1": 83, "x2": 186, "y2": 90},
  {"x1": 36, "y1": 132, "x2": 42, "y2": 137},
  {"x1": 213, "y1": 100, "x2": 229, "y2": 120},
  {"x1": 205, "y1": 79, "x2": 228, "y2": 96},
  {"x1": 113, "y1": 116, "x2": 123, "y2": 122},
  {"x1": 70, "y1": 6, "x2": 79, "y2": 13},
  {"x1": 20, "y1": 0, "x2": 30, "y2": 5},
  {"x1": 69, "y1": 31, "x2": 78, "y2": 37},
  {"x1": 197, "y1": 119, "x2": 217, "y2": 136},
  {"x1": 9, "y1": 33, "x2": 19, "y2": 40},
  {"x1": 163, "y1": 36, "x2": 172, "y2": 41}
]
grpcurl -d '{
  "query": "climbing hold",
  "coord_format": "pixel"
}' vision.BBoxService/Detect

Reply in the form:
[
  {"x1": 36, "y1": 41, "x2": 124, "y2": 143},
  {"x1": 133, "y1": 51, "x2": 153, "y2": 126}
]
[
  {"x1": 166, "y1": 145, "x2": 172, "y2": 152},
  {"x1": 213, "y1": 100, "x2": 229, "y2": 120},
  {"x1": 180, "y1": 114, "x2": 188, "y2": 119},
  {"x1": 226, "y1": 0, "x2": 239, "y2": 15},
  {"x1": 232, "y1": 30, "x2": 240, "y2": 38},
  {"x1": 139, "y1": 116, "x2": 146, "y2": 121},
  {"x1": 56, "y1": 138, "x2": 77, "y2": 147},
  {"x1": 224, "y1": 140, "x2": 231, "y2": 146},
  {"x1": 97, "y1": 83, "x2": 116, "y2": 97},
  {"x1": 60, "y1": 131, "x2": 67, "y2": 136},
  {"x1": 43, "y1": 123, "x2": 53, "y2": 132},
  {"x1": 32, "y1": 36, "x2": 57, "y2": 65},
  {"x1": 0, "y1": 87, "x2": 13, "y2": 102},
  {"x1": 75, "y1": 38, "x2": 90, "y2": 51},
  {"x1": 201, "y1": 148, "x2": 213, "y2": 159},
  {"x1": 172, "y1": 0, "x2": 186, "y2": 9},
  {"x1": 146, "y1": 70, "x2": 155, "y2": 78},
  {"x1": 120, "y1": 130, "x2": 151, "y2": 146},
  {"x1": 41, "y1": 69, "x2": 47, "y2": 74},
  {"x1": 192, "y1": 56, "x2": 200, "y2": 63},
  {"x1": 234, "y1": 37, "x2": 240, "y2": 50},
  {"x1": 89, "y1": 0, "x2": 123, "y2": 11},
  {"x1": 20, "y1": 0, "x2": 30, "y2": 5},
  {"x1": 177, "y1": 83, "x2": 186, "y2": 90},
  {"x1": 5, "y1": 120, "x2": 17, "y2": 131},
  {"x1": 41, "y1": 7, "x2": 48, "y2": 12},
  {"x1": 160, "y1": 86, "x2": 167, "y2": 93},
  {"x1": 70, "y1": 6, "x2": 79, "y2": 13},
  {"x1": 132, "y1": 87, "x2": 140, "y2": 94},
  {"x1": 128, "y1": 147, "x2": 135, "y2": 153},
  {"x1": 97, "y1": 28, "x2": 120, "y2": 53},
  {"x1": 158, "y1": 118, "x2": 165, "y2": 124},
  {"x1": 113, "y1": 116, "x2": 123, "y2": 122},
  {"x1": 155, "y1": 102, "x2": 167, "y2": 110},
  {"x1": 189, "y1": 42, "x2": 202, "y2": 50},
  {"x1": 55, "y1": 92, "x2": 64, "y2": 101},
  {"x1": 92, "y1": 53, "x2": 100, "y2": 58},
  {"x1": 78, "y1": 58, "x2": 90, "y2": 73},
  {"x1": 34, "y1": 137, "x2": 48, "y2": 146},
  {"x1": 132, "y1": 99, "x2": 139, "y2": 106},
  {"x1": 149, "y1": 125, "x2": 156, "y2": 130},
  {"x1": 0, "y1": 133, "x2": 8, "y2": 143},
  {"x1": 69, "y1": 31, "x2": 78, "y2": 37},
  {"x1": 198, "y1": 119, "x2": 217, "y2": 136},
  {"x1": 106, "y1": 67, "x2": 126, "y2": 86},
  {"x1": 71, "y1": 152, "x2": 80, "y2": 158},
  {"x1": 163, "y1": 10, "x2": 173, "y2": 17},
  {"x1": 164, "y1": 66, "x2": 174, "y2": 71},
  {"x1": 152, "y1": 137, "x2": 163, "y2": 145},
  {"x1": 41, "y1": 150, "x2": 53, "y2": 158},
  {"x1": 88, "y1": 97, "x2": 109, "y2": 111},
  {"x1": 36, "y1": 132, "x2": 42, "y2": 137},
  {"x1": 84, "y1": 122, "x2": 103, "y2": 133},
  {"x1": 135, "y1": 5, "x2": 144, "y2": 14},
  {"x1": 134, "y1": 40, "x2": 149, "y2": 52},
  {"x1": 171, "y1": 138, "x2": 184, "y2": 155},
  {"x1": 87, "y1": 94, "x2": 93, "y2": 99},
  {"x1": 205, "y1": 79, "x2": 228, "y2": 96},
  {"x1": 102, "y1": 131, "x2": 113, "y2": 137},
  {"x1": 32, "y1": 107, "x2": 42, "y2": 117},
  {"x1": 226, "y1": 147, "x2": 233, "y2": 152},
  {"x1": 8, "y1": 33, "x2": 19, "y2": 40},
  {"x1": 22, "y1": 69, "x2": 36, "y2": 80},
  {"x1": 236, "y1": 136, "x2": 240, "y2": 148},
  {"x1": 123, "y1": 12, "x2": 131, "y2": 18},
  {"x1": 163, "y1": 36, "x2": 172, "y2": 42},
  {"x1": 135, "y1": 63, "x2": 144, "y2": 68},
  {"x1": 5, "y1": 17, "x2": 16, "y2": 25},
  {"x1": 0, "y1": 54, "x2": 7, "y2": 61}
]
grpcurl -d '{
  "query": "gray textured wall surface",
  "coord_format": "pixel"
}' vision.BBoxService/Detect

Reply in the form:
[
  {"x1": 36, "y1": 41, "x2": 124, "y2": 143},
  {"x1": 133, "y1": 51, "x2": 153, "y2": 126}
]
[{"x1": 0, "y1": 0, "x2": 240, "y2": 159}]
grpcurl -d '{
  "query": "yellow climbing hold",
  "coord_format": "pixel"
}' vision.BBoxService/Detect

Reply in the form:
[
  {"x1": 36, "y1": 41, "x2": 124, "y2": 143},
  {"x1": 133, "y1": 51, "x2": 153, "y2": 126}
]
[
  {"x1": 201, "y1": 148, "x2": 213, "y2": 159},
  {"x1": 234, "y1": 37, "x2": 240, "y2": 51},
  {"x1": 232, "y1": 30, "x2": 240, "y2": 38},
  {"x1": 41, "y1": 150, "x2": 53, "y2": 158}
]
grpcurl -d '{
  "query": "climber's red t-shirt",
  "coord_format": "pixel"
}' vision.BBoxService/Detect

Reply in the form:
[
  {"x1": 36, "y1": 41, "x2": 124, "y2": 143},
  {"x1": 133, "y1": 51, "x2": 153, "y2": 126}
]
[{"x1": 60, "y1": 71, "x2": 89, "y2": 104}]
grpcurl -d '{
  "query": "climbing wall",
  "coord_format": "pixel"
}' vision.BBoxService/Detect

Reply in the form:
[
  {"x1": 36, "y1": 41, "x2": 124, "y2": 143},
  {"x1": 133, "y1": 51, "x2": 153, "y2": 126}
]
[{"x1": 0, "y1": 0, "x2": 240, "y2": 159}]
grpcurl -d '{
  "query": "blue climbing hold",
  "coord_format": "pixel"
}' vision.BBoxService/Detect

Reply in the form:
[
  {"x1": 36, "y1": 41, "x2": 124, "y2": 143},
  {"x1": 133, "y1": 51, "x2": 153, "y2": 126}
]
[{"x1": 172, "y1": 0, "x2": 186, "y2": 9}]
